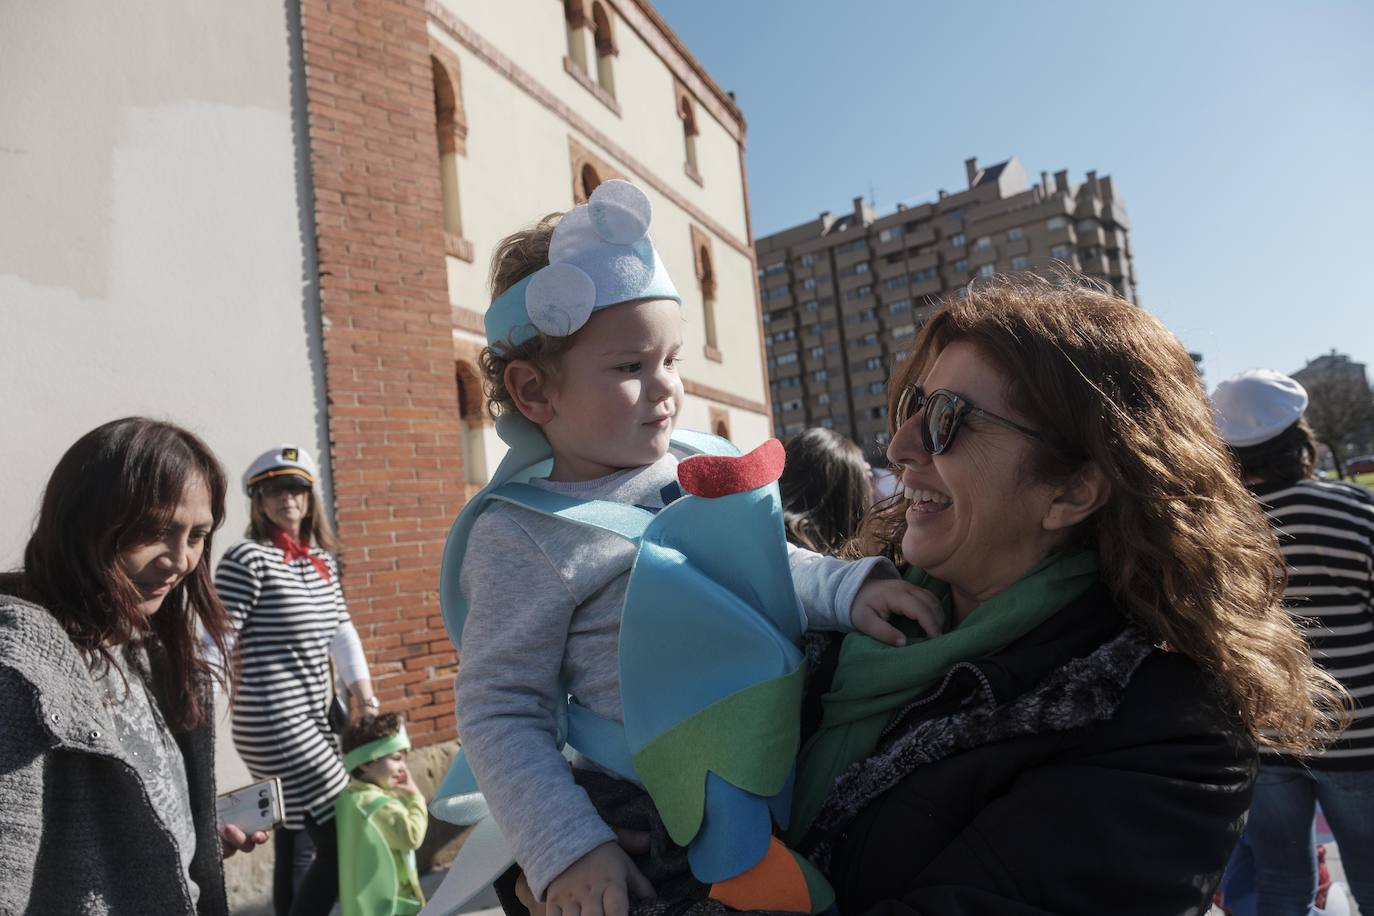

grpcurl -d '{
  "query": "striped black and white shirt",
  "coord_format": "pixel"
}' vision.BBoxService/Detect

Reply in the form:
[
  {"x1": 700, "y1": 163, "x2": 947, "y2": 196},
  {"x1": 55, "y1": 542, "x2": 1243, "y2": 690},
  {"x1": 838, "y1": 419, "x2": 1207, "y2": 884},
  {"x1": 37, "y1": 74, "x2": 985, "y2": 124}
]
[
  {"x1": 215, "y1": 539, "x2": 355, "y2": 828},
  {"x1": 1251, "y1": 478, "x2": 1374, "y2": 768}
]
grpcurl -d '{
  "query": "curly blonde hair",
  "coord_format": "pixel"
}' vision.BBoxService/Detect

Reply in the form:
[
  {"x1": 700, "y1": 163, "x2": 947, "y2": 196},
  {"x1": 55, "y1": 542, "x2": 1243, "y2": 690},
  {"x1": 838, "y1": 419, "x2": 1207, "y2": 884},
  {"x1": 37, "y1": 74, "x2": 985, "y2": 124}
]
[
  {"x1": 858, "y1": 274, "x2": 1348, "y2": 754},
  {"x1": 479, "y1": 212, "x2": 574, "y2": 419}
]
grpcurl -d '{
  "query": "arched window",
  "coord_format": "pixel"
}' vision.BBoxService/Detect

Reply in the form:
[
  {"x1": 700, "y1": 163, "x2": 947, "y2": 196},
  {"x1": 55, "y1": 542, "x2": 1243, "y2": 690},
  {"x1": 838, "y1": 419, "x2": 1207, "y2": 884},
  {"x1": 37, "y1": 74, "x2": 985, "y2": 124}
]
[
  {"x1": 432, "y1": 51, "x2": 471, "y2": 261},
  {"x1": 578, "y1": 162, "x2": 602, "y2": 202},
  {"x1": 679, "y1": 93, "x2": 700, "y2": 182},
  {"x1": 564, "y1": 0, "x2": 588, "y2": 75},
  {"x1": 709, "y1": 407, "x2": 731, "y2": 442},
  {"x1": 590, "y1": 2, "x2": 616, "y2": 98},
  {"x1": 456, "y1": 361, "x2": 488, "y2": 487},
  {"x1": 698, "y1": 242, "x2": 718, "y2": 355}
]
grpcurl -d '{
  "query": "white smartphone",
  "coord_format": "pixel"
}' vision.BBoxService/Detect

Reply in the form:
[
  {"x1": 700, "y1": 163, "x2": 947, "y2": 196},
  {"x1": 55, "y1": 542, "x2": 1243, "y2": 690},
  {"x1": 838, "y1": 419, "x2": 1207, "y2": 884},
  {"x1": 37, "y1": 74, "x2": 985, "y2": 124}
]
[{"x1": 215, "y1": 776, "x2": 285, "y2": 834}]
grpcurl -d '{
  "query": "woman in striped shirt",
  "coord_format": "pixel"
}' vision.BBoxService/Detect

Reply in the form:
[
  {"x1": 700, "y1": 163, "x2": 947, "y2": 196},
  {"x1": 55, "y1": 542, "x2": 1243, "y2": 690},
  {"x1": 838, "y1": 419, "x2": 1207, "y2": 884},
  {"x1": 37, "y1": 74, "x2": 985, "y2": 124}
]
[
  {"x1": 1214, "y1": 369, "x2": 1374, "y2": 915},
  {"x1": 215, "y1": 444, "x2": 378, "y2": 916}
]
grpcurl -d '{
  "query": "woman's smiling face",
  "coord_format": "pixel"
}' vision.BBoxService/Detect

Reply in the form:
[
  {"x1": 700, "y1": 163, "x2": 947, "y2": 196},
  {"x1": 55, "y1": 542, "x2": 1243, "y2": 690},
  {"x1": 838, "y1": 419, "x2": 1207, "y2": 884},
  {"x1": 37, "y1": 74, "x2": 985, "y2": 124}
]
[
  {"x1": 116, "y1": 476, "x2": 214, "y2": 617},
  {"x1": 887, "y1": 340, "x2": 1067, "y2": 610}
]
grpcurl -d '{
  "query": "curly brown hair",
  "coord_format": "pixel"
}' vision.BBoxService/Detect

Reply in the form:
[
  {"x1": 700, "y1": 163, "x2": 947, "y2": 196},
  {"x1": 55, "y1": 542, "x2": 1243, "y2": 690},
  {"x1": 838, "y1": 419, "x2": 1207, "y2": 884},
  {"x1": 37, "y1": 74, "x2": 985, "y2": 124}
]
[
  {"x1": 858, "y1": 274, "x2": 1348, "y2": 754},
  {"x1": 479, "y1": 212, "x2": 575, "y2": 420},
  {"x1": 341, "y1": 712, "x2": 406, "y2": 773}
]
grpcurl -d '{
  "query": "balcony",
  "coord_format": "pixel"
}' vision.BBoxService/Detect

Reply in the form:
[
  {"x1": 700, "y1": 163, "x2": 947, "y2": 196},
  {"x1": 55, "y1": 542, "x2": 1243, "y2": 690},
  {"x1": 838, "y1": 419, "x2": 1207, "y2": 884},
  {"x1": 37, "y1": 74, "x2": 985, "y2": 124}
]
[
  {"x1": 903, "y1": 225, "x2": 937, "y2": 249},
  {"x1": 872, "y1": 230, "x2": 905, "y2": 257},
  {"x1": 1077, "y1": 224, "x2": 1106, "y2": 249},
  {"x1": 1073, "y1": 195, "x2": 1103, "y2": 221},
  {"x1": 1046, "y1": 224, "x2": 1077, "y2": 247},
  {"x1": 969, "y1": 244, "x2": 998, "y2": 267},
  {"x1": 1079, "y1": 251, "x2": 1110, "y2": 275}
]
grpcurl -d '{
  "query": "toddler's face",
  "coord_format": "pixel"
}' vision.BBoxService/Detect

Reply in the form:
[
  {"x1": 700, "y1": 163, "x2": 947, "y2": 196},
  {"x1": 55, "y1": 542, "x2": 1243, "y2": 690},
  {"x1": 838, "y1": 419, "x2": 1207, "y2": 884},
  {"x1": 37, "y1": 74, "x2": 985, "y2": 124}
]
[
  {"x1": 542, "y1": 298, "x2": 685, "y2": 481},
  {"x1": 359, "y1": 750, "x2": 409, "y2": 789}
]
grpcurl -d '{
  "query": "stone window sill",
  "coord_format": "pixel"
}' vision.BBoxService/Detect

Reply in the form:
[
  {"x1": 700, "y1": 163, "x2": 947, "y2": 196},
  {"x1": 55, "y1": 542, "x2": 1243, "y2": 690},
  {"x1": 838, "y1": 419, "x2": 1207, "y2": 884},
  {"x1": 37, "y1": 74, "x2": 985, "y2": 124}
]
[
  {"x1": 563, "y1": 57, "x2": 621, "y2": 116},
  {"x1": 445, "y1": 233, "x2": 474, "y2": 263}
]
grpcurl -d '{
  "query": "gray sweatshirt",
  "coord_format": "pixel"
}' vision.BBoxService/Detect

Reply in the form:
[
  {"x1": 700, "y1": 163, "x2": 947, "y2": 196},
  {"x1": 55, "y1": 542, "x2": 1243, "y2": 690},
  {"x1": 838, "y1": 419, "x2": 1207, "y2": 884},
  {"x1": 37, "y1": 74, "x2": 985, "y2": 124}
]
[{"x1": 454, "y1": 452, "x2": 896, "y2": 899}]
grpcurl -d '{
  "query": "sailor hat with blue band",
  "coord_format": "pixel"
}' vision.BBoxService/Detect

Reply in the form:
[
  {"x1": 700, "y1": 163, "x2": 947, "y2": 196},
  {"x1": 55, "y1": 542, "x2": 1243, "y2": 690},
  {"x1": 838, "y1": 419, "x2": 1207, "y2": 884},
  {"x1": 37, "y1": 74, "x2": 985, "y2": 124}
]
[
  {"x1": 485, "y1": 179, "x2": 682, "y2": 351},
  {"x1": 243, "y1": 444, "x2": 320, "y2": 495}
]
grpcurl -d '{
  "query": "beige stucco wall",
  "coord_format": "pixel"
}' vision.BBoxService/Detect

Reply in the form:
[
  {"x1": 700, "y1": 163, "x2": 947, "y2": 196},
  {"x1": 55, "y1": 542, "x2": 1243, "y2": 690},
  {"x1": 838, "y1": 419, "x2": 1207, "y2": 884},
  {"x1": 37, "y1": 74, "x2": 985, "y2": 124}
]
[{"x1": 0, "y1": 0, "x2": 325, "y2": 799}]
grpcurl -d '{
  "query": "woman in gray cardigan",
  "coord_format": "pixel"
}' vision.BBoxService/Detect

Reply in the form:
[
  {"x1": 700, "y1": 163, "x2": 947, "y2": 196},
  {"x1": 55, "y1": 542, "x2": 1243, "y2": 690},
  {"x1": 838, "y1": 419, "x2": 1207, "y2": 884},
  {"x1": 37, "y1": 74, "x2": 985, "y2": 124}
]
[{"x1": 0, "y1": 418, "x2": 267, "y2": 915}]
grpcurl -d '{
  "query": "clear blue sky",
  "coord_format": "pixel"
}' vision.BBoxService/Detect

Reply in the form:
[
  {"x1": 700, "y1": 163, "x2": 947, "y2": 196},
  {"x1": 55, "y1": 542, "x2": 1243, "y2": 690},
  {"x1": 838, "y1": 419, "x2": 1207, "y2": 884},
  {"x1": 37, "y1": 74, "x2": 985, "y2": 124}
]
[{"x1": 655, "y1": 0, "x2": 1373, "y2": 387}]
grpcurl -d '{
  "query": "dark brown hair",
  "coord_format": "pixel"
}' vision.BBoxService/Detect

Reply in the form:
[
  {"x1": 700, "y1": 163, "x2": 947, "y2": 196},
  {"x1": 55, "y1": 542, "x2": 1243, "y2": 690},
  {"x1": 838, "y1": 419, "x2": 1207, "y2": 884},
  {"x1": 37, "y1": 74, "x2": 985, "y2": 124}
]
[
  {"x1": 0, "y1": 417, "x2": 234, "y2": 730},
  {"x1": 479, "y1": 212, "x2": 574, "y2": 419},
  {"x1": 1229, "y1": 418, "x2": 1317, "y2": 483},
  {"x1": 780, "y1": 428, "x2": 873, "y2": 555},
  {"x1": 341, "y1": 712, "x2": 406, "y2": 774},
  {"x1": 858, "y1": 274, "x2": 1347, "y2": 754}
]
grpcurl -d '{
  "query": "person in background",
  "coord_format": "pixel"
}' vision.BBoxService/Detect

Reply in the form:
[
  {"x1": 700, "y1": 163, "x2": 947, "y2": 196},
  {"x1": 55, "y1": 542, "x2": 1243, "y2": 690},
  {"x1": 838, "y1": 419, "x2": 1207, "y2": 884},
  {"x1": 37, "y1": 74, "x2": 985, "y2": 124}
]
[
  {"x1": 337, "y1": 713, "x2": 429, "y2": 916},
  {"x1": 215, "y1": 444, "x2": 378, "y2": 916},
  {"x1": 1212, "y1": 368, "x2": 1374, "y2": 915},
  {"x1": 779, "y1": 428, "x2": 875, "y2": 555},
  {"x1": 0, "y1": 417, "x2": 266, "y2": 916}
]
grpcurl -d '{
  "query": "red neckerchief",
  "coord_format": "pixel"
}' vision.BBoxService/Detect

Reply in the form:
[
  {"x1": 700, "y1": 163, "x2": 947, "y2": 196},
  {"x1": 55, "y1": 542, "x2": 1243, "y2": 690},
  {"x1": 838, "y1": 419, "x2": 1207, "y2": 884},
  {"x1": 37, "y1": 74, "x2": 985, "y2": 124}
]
[{"x1": 271, "y1": 528, "x2": 332, "y2": 582}]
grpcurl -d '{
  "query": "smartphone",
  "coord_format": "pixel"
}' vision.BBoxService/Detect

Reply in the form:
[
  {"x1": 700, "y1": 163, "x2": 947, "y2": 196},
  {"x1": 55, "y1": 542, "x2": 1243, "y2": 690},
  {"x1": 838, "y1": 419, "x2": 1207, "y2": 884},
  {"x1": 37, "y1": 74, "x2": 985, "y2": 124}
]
[{"x1": 215, "y1": 776, "x2": 285, "y2": 834}]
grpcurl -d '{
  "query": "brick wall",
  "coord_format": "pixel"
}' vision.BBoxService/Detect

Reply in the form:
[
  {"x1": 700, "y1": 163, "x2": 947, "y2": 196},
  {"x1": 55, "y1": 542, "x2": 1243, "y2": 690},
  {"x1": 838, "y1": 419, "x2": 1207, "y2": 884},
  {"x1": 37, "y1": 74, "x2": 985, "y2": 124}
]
[{"x1": 299, "y1": 0, "x2": 463, "y2": 745}]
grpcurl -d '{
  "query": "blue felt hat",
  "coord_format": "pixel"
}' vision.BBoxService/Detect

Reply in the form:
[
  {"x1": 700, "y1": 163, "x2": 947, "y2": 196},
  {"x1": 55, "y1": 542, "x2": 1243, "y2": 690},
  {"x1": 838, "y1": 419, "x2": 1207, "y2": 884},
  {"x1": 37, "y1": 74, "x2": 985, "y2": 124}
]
[{"x1": 485, "y1": 179, "x2": 682, "y2": 351}]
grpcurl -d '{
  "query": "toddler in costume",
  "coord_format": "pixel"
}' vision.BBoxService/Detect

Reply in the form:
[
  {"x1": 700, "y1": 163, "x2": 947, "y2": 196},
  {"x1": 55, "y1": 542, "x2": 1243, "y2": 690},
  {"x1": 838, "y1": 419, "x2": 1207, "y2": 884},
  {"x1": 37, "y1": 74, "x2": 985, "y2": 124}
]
[
  {"x1": 450, "y1": 180, "x2": 941, "y2": 915},
  {"x1": 337, "y1": 714, "x2": 429, "y2": 916}
]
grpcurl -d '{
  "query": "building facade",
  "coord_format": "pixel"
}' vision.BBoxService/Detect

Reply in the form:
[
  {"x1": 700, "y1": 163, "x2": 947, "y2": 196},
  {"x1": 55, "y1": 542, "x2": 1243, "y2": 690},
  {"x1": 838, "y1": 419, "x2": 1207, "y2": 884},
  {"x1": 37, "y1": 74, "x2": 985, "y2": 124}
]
[
  {"x1": 754, "y1": 157, "x2": 1135, "y2": 460},
  {"x1": 2, "y1": 0, "x2": 765, "y2": 902}
]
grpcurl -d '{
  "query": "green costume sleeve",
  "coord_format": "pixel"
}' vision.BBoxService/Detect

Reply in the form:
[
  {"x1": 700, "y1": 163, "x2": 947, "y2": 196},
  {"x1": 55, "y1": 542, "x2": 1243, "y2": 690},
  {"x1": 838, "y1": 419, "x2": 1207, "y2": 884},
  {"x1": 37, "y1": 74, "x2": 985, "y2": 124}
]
[{"x1": 369, "y1": 792, "x2": 428, "y2": 852}]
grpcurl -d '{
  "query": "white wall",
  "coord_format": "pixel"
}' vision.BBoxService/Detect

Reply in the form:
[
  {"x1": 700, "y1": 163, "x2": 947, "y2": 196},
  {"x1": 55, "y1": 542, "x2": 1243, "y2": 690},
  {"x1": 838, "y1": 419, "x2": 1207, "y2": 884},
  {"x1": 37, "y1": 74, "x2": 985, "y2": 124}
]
[{"x1": 0, "y1": 0, "x2": 328, "y2": 786}]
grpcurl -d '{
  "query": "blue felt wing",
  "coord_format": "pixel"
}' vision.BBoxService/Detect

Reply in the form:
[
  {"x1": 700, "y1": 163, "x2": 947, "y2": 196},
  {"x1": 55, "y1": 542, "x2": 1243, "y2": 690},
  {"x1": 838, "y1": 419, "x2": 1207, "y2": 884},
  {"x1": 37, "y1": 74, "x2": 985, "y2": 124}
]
[
  {"x1": 688, "y1": 772, "x2": 775, "y2": 883},
  {"x1": 619, "y1": 454, "x2": 806, "y2": 882}
]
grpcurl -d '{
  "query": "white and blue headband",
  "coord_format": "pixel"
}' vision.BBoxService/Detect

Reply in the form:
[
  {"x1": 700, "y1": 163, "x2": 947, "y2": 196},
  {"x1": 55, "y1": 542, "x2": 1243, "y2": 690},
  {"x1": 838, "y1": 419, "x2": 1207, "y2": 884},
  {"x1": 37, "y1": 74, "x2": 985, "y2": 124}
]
[{"x1": 484, "y1": 179, "x2": 682, "y2": 350}]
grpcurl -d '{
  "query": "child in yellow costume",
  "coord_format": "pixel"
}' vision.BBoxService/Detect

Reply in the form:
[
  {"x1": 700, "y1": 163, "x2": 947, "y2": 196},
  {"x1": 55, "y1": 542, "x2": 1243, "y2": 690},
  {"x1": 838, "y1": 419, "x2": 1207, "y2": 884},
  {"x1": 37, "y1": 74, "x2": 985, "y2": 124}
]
[{"x1": 337, "y1": 714, "x2": 429, "y2": 916}]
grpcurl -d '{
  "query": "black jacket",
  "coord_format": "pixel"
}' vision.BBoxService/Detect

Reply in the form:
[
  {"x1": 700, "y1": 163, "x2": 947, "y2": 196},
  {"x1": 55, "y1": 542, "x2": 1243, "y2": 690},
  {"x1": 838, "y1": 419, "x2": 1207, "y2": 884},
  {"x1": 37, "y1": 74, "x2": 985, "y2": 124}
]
[{"x1": 809, "y1": 584, "x2": 1256, "y2": 916}]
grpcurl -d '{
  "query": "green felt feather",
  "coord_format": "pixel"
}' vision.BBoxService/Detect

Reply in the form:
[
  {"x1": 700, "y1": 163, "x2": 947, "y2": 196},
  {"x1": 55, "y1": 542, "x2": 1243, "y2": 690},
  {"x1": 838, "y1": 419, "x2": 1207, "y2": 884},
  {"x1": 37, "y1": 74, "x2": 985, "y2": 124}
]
[{"x1": 632, "y1": 663, "x2": 805, "y2": 845}]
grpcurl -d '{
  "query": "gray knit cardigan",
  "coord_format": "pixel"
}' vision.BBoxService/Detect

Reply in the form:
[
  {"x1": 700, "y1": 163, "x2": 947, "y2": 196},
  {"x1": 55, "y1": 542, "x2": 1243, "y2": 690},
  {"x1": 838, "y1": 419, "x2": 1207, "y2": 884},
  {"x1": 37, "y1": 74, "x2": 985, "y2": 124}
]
[{"x1": 0, "y1": 595, "x2": 229, "y2": 916}]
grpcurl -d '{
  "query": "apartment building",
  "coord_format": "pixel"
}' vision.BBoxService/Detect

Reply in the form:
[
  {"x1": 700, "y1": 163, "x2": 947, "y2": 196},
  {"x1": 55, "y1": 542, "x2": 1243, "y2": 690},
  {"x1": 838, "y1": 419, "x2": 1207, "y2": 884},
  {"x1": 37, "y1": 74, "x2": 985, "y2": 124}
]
[{"x1": 754, "y1": 156, "x2": 1136, "y2": 460}]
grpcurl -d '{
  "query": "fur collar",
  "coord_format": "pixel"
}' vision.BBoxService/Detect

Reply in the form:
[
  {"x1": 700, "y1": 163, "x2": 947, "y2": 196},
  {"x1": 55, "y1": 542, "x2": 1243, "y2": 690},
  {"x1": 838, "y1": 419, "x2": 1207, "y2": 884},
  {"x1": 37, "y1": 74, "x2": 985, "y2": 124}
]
[{"x1": 801, "y1": 626, "x2": 1156, "y2": 869}]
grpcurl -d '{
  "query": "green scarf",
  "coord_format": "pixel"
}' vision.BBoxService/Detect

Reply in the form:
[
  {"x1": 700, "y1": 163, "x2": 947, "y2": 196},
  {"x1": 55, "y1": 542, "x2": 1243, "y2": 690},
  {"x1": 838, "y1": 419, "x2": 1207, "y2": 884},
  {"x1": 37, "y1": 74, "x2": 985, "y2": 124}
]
[{"x1": 786, "y1": 549, "x2": 1099, "y2": 842}]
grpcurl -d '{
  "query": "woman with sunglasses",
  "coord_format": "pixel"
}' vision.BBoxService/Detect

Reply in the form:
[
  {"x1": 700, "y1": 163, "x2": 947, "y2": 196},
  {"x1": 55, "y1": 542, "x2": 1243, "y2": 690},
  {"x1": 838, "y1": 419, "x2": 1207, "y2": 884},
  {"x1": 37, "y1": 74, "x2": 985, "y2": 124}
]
[
  {"x1": 215, "y1": 444, "x2": 377, "y2": 916},
  {"x1": 0, "y1": 418, "x2": 266, "y2": 915},
  {"x1": 586, "y1": 277, "x2": 1348, "y2": 916},
  {"x1": 785, "y1": 276, "x2": 1353, "y2": 915}
]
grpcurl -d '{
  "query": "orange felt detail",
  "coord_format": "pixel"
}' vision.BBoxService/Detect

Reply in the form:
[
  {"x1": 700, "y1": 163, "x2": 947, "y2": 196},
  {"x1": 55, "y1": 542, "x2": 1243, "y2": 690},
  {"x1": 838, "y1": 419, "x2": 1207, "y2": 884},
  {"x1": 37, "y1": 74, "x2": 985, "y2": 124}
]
[
  {"x1": 678, "y1": 438, "x2": 785, "y2": 499},
  {"x1": 708, "y1": 837, "x2": 810, "y2": 913}
]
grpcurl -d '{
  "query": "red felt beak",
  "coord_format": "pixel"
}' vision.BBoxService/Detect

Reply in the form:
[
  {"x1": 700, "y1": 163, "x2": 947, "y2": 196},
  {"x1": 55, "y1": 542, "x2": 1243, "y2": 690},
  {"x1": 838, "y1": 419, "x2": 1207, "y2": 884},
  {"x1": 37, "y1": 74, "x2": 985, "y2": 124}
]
[{"x1": 677, "y1": 438, "x2": 786, "y2": 498}]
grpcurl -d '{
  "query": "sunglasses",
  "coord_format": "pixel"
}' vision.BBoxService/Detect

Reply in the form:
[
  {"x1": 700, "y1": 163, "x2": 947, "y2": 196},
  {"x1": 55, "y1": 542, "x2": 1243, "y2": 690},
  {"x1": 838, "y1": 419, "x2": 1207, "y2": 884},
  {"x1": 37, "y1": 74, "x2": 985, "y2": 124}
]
[
  {"x1": 258, "y1": 479, "x2": 311, "y2": 496},
  {"x1": 893, "y1": 385, "x2": 1043, "y2": 456}
]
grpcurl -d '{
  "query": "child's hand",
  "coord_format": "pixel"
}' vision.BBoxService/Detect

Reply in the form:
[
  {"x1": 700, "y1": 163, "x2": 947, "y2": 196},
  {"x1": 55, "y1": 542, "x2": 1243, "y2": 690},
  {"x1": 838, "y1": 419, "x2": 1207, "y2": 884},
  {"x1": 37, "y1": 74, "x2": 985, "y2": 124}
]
[
  {"x1": 545, "y1": 841, "x2": 656, "y2": 916},
  {"x1": 394, "y1": 763, "x2": 422, "y2": 797},
  {"x1": 851, "y1": 578, "x2": 944, "y2": 646}
]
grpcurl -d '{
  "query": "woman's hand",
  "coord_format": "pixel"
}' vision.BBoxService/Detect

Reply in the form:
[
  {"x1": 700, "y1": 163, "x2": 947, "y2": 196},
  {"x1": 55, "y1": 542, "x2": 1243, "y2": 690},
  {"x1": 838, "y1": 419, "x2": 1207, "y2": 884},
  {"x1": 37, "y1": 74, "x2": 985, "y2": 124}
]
[
  {"x1": 543, "y1": 841, "x2": 656, "y2": 916},
  {"x1": 220, "y1": 823, "x2": 270, "y2": 859},
  {"x1": 851, "y1": 579, "x2": 945, "y2": 646}
]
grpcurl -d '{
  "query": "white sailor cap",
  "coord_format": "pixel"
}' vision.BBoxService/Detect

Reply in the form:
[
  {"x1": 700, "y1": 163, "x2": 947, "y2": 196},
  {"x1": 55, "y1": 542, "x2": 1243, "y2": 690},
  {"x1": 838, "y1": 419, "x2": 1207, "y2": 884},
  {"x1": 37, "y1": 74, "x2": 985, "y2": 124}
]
[
  {"x1": 1210, "y1": 369, "x2": 1309, "y2": 448},
  {"x1": 243, "y1": 444, "x2": 319, "y2": 495}
]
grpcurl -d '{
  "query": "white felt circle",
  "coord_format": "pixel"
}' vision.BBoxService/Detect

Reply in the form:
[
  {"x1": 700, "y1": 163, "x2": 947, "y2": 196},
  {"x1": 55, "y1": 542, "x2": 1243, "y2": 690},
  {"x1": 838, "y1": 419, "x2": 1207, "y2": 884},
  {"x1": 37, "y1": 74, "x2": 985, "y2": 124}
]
[
  {"x1": 547, "y1": 206, "x2": 600, "y2": 264},
  {"x1": 589, "y1": 179, "x2": 652, "y2": 245},
  {"x1": 526, "y1": 263, "x2": 596, "y2": 337}
]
